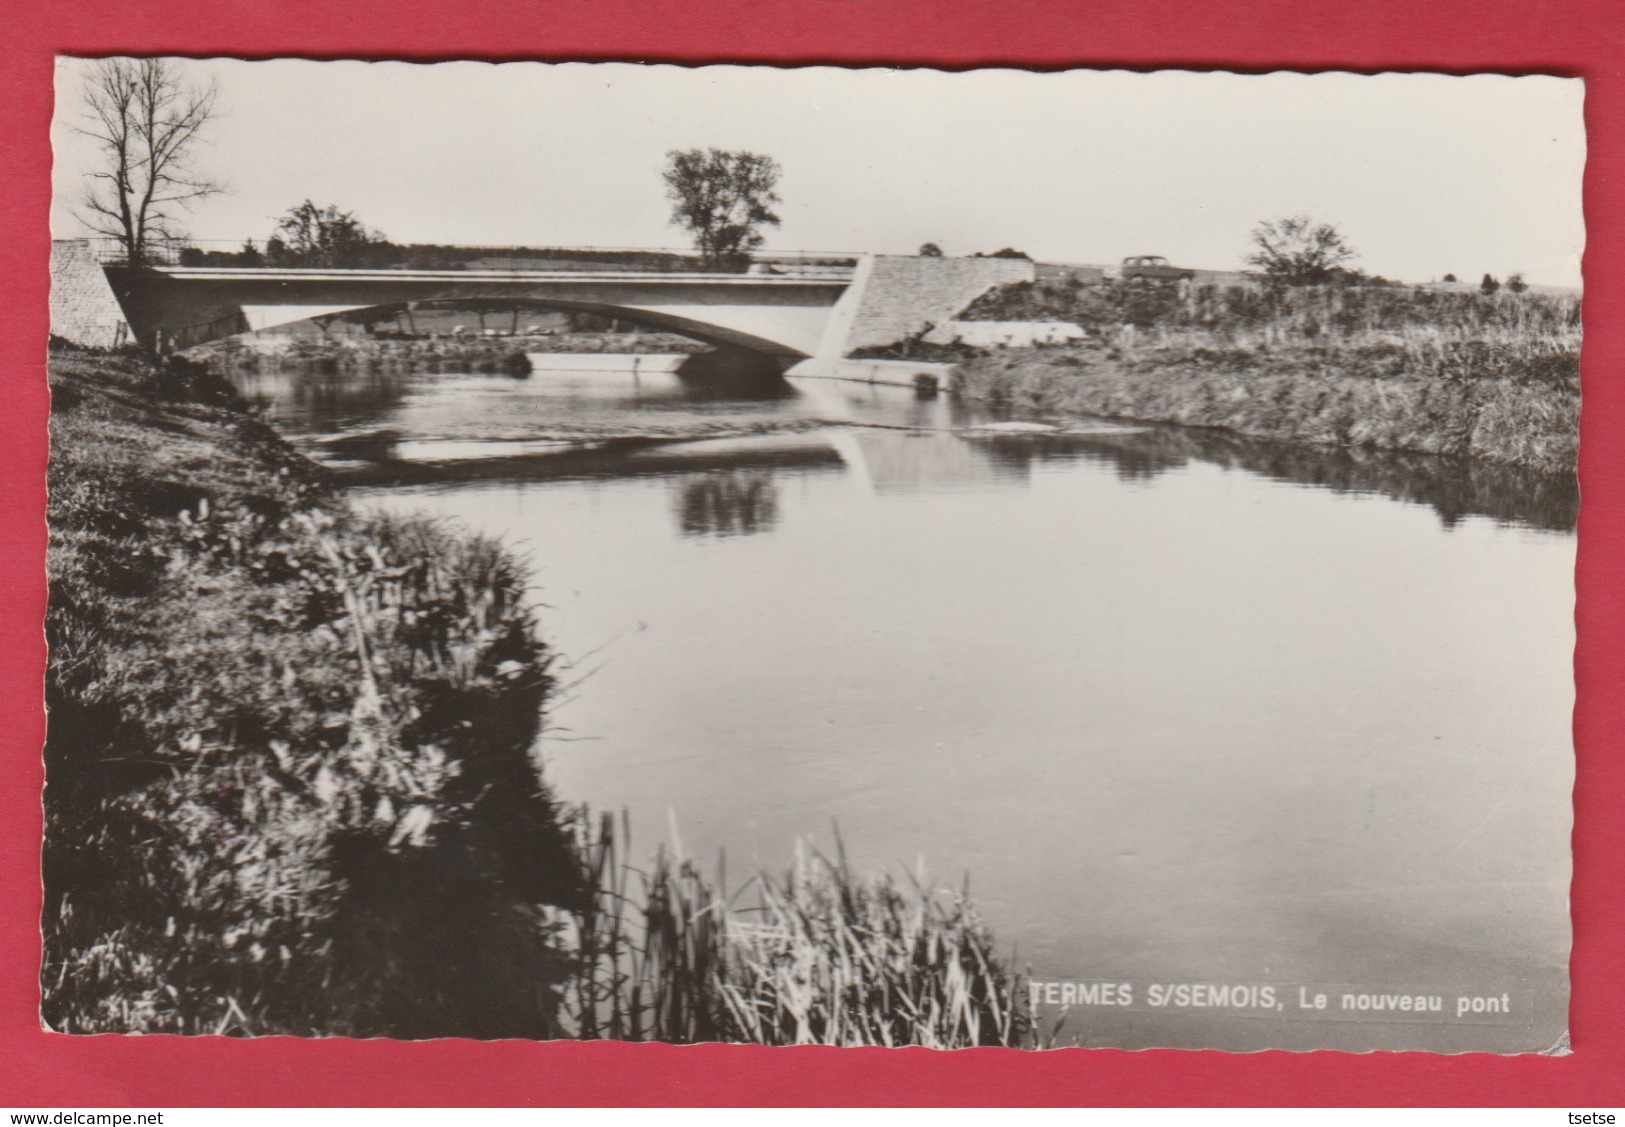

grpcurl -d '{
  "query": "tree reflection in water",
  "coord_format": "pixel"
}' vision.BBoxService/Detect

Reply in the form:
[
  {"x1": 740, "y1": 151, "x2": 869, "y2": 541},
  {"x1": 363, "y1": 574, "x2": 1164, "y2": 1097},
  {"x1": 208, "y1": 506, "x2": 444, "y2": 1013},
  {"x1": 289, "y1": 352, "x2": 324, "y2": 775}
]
[{"x1": 675, "y1": 472, "x2": 780, "y2": 538}]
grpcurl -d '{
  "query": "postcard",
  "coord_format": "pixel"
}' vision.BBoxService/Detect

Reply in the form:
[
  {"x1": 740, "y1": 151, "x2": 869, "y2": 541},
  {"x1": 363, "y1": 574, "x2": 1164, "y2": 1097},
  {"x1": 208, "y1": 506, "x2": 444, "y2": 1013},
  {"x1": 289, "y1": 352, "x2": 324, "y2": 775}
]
[{"x1": 45, "y1": 59, "x2": 1582, "y2": 1053}]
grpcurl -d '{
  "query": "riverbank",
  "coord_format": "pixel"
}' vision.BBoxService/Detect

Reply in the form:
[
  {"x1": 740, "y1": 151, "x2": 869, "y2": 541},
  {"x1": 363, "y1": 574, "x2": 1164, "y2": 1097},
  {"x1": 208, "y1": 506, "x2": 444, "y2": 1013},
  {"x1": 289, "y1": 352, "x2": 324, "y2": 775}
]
[
  {"x1": 43, "y1": 344, "x2": 1024, "y2": 1044},
  {"x1": 954, "y1": 337, "x2": 1579, "y2": 474},
  {"x1": 945, "y1": 282, "x2": 1580, "y2": 475},
  {"x1": 45, "y1": 344, "x2": 582, "y2": 1037}
]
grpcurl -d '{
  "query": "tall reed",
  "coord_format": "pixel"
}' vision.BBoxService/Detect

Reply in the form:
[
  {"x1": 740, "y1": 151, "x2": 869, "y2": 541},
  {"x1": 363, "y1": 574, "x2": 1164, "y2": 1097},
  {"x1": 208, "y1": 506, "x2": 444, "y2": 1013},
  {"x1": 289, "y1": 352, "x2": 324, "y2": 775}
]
[{"x1": 558, "y1": 812, "x2": 1030, "y2": 1048}]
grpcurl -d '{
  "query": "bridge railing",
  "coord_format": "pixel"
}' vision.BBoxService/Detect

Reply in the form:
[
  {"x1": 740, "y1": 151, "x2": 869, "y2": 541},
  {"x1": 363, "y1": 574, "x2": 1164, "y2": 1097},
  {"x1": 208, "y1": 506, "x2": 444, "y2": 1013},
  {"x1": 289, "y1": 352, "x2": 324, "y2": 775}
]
[
  {"x1": 81, "y1": 237, "x2": 217, "y2": 266},
  {"x1": 78, "y1": 237, "x2": 863, "y2": 273}
]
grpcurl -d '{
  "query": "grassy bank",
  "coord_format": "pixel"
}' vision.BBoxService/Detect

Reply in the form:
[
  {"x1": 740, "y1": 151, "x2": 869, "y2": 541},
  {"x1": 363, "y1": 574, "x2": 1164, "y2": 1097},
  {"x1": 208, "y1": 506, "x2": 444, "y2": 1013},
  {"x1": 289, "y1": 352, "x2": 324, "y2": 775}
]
[
  {"x1": 947, "y1": 283, "x2": 1580, "y2": 475},
  {"x1": 46, "y1": 346, "x2": 580, "y2": 1037},
  {"x1": 43, "y1": 344, "x2": 1024, "y2": 1043}
]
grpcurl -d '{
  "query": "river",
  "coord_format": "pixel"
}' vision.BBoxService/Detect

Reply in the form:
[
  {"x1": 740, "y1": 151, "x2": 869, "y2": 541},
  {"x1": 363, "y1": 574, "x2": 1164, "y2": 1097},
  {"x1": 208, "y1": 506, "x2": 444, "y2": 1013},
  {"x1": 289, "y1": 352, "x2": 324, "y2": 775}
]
[{"x1": 231, "y1": 352, "x2": 1576, "y2": 1052}]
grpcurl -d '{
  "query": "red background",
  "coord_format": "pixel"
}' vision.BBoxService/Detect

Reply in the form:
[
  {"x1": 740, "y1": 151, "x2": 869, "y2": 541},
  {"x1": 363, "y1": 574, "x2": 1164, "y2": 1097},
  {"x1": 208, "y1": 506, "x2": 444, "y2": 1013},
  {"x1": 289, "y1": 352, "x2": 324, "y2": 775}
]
[{"x1": 2, "y1": 0, "x2": 1620, "y2": 1107}]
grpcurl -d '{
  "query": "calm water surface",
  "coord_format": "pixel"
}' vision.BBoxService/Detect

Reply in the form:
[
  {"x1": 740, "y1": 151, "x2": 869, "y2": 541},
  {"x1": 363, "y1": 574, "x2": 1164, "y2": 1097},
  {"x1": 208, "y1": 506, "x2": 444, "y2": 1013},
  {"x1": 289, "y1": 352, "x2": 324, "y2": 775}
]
[{"x1": 235, "y1": 356, "x2": 1576, "y2": 1051}]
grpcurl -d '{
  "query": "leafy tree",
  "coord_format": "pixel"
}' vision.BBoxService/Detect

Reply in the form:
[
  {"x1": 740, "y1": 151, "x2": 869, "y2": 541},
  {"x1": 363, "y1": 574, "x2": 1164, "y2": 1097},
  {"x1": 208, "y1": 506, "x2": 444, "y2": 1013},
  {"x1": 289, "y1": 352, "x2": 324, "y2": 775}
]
[
  {"x1": 268, "y1": 201, "x2": 390, "y2": 268},
  {"x1": 238, "y1": 239, "x2": 263, "y2": 267},
  {"x1": 1442, "y1": 273, "x2": 1458, "y2": 283},
  {"x1": 919, "y1": 242, "x2": 944, "y2": 257},
  {"x1": 662, "y1": 148, "x2": 782, "y2": 270},
  {"x1": 976, "y1": 248, "x2": 1032, "y2": 260},
  {"x1": 76, "y1": 58, "x2": 221, "y2": 266},
  {"x1": 1480, "y1": 273, "x2": 1501, "y2": 296},
  {"x1": 1506, "y1": 273, "x2": 1529, "y2": 294},
  {"x1": 1244, "y1": 215, "x2": 1358, "y2": 286}
]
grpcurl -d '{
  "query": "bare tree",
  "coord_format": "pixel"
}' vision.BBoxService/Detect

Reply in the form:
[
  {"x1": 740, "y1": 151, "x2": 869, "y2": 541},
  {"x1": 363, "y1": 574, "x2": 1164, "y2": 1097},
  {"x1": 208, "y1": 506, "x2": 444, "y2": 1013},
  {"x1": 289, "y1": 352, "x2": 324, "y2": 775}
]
[
  {"x1": 662, "y1": 148, "x2": 781, "y2": 270},
  {"x1": 77, "y1": 58, "x2": 222, "y2": 266},
  {"x1": 1244, "y1": 215, "x2": 1358, "y2": 286}
]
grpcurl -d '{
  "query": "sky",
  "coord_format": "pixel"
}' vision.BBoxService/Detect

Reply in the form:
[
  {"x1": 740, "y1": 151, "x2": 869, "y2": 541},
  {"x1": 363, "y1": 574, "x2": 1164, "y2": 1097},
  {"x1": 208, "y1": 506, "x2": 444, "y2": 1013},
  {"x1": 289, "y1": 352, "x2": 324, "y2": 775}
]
[{"x1": 50, "y1": 59, "x2": 1586, "y2": 287}]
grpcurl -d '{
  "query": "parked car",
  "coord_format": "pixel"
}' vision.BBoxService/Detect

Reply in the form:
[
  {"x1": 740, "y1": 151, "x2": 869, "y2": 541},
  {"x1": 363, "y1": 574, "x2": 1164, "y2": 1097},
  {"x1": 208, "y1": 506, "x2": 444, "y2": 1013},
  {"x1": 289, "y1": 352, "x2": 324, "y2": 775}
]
[{"x1": 1104, "y1": 255, "x2": 1196, "y2": 284}]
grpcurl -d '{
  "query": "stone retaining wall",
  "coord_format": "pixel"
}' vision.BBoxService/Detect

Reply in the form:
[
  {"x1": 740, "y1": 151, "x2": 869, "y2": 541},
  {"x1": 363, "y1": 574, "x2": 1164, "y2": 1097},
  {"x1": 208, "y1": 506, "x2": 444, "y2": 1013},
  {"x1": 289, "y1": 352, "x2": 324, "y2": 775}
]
[
  {"x1": 843, "y1": 255, "x2": 1036, "y2": 352},
  {"x1": 50, "y1": 240, "x2": 133, "y2": 348}
]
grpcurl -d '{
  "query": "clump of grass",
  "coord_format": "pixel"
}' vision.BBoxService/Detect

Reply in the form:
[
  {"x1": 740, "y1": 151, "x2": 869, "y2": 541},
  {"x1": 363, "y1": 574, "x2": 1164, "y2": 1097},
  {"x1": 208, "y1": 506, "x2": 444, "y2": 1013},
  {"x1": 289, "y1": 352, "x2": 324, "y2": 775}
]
[{"x1": 560, "y1": 813, "x2": 1029, "y2": 1048}]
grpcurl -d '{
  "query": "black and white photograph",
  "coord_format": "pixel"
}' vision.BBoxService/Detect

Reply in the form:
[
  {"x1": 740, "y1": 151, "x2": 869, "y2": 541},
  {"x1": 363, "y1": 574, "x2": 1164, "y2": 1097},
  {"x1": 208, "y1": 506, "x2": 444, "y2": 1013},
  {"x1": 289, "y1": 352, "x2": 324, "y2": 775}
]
[{"x1": 44, "y1": 59, "x2": 1581, "y2": 1053}]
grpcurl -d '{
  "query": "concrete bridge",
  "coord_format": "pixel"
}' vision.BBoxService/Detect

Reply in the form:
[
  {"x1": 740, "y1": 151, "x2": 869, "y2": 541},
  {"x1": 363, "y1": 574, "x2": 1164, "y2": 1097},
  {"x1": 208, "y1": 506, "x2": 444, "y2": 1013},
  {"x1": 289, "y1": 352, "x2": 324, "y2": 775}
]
[{"x1": 49, "y1": 240, "x2": 1036, "y2": 368}]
